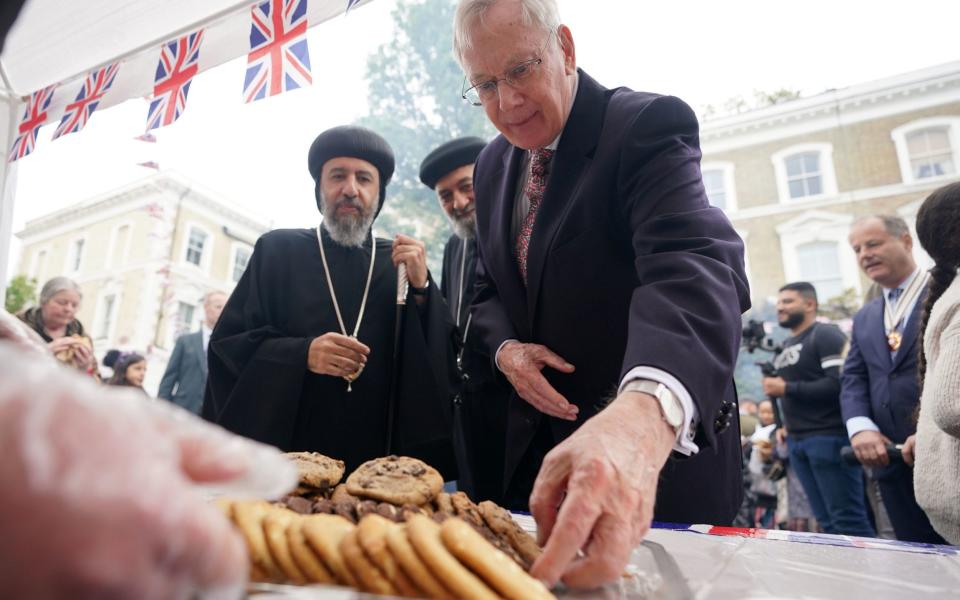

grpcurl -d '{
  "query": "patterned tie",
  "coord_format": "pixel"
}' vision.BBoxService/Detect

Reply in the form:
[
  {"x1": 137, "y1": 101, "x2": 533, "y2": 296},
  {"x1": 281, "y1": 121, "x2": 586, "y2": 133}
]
[{"x1": 515, "y1": 148, "x2": 554, "y2": 284}]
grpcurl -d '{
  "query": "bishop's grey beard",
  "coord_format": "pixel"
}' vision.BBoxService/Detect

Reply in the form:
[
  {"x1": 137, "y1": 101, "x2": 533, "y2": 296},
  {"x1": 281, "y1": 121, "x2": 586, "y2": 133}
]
[
  {"x1": 450, "y1": 210, "x2": 477, "y2": 240},
  {"x1": 320, "y1": 190, "x2": 377, "y2": 248}
]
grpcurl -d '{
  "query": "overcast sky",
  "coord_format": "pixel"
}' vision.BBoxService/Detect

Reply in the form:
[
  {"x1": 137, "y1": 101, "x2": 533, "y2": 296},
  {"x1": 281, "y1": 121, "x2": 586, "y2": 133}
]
[{"x1": 6, "y1": 0, "x2": 960, "y2": 278}]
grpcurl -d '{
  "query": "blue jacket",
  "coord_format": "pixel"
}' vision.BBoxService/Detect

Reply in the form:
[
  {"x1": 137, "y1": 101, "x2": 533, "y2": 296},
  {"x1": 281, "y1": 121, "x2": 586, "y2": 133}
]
[{"x1": 840, "y1": 289, "x2": 926, "y2": 444}]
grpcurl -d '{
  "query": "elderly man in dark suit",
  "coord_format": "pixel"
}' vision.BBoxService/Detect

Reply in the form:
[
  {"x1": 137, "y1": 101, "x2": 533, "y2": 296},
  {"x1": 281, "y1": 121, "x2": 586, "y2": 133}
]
[
  {"x1": 158, "y1": 290, "x2": 227, "y2": 414},
  {"x1": 843, "y1": 214, "x2": 945, "y2": 543},
  {"x1": 453, "y1": 0, "x2": 750, "y2": 587}
]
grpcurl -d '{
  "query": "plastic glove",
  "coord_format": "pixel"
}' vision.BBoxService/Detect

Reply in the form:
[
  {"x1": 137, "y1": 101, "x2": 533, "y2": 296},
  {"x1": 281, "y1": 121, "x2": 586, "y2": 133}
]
[{"x1": 0, "y1": 338, "x2": 297, "y2": 600}]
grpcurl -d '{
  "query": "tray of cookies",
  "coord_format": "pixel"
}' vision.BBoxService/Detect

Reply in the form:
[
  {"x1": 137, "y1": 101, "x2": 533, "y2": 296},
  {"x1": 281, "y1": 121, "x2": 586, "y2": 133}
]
[{"x1": 219, "y1": 453, "x2": 668, "y2": 599}]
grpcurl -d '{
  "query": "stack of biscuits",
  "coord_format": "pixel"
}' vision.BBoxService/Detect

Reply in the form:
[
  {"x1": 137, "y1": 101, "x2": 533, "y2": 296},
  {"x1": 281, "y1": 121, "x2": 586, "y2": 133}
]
[{"x1": 216, "y1": 453, "x2": 555, "y2": 599}]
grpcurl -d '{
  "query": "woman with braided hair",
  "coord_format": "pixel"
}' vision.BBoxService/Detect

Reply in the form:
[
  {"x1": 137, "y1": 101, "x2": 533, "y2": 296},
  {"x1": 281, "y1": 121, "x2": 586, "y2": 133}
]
[{"x1": 913, "y1": 180, "x2": 960, "y2": 544}]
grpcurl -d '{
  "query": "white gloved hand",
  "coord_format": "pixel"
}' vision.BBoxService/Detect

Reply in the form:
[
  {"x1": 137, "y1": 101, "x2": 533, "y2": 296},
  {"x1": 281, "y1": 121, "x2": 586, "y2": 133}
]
[{"x1": 0, "y1": 336, "x2": 297, "y2": 600}]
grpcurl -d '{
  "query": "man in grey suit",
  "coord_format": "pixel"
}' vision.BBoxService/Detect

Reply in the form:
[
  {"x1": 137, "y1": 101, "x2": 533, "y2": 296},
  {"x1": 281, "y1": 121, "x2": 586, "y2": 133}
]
[{"x1": 158, "y1": 291, "x2": 227, "y2": 414}]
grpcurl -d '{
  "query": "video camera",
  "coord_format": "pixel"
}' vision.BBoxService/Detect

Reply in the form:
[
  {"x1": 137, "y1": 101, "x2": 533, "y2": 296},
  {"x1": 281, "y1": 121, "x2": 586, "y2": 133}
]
[{"x1": 742, "y1": 319, "x2": 784, "y2": 393}]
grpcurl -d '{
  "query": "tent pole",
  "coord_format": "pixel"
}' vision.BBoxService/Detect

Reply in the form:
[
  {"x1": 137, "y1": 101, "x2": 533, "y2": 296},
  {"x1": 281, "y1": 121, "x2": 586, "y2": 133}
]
[{"x1": 0, "y1": 95, "x2": 17, "y2": 300}]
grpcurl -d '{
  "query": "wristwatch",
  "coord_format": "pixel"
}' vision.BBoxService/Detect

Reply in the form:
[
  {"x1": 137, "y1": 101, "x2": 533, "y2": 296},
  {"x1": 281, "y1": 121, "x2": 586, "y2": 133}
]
[{"x1": 622, "y1": 379, "x2": 684, "y2": 432}]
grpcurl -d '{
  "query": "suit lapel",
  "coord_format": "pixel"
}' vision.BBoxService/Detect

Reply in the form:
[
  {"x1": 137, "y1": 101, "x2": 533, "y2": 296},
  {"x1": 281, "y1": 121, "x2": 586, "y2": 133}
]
[
  {"x1": 891, "y1": 286, "x2": 927, "y2": 370},
  {"x1": 525, "y1": 71, "x2": 604, "y2": 323},
  {"x1": 865, "y1": 299, "x2": 892, "y2": 368}
]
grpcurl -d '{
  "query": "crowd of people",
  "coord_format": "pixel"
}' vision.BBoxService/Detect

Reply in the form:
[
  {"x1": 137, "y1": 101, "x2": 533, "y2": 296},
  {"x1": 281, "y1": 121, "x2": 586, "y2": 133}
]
[
  {"x1": 736, "y1": 199, "x2": 960, "y2": 546},
  {"x1": 1, "y1": 0, "x2": 958, "y2": 598}
]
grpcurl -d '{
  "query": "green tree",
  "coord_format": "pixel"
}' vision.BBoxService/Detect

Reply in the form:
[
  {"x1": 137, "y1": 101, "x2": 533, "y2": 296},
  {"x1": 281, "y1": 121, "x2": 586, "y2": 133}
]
[
  {"x1": 357, "y1": 0, "x2": 495, "y2": 273},
  {"x1": 5, "y1": 274, "x2": 37, "y2": 314},
  {"x1": 820, "y1": 287, "x2": 861, "y2": 321}
]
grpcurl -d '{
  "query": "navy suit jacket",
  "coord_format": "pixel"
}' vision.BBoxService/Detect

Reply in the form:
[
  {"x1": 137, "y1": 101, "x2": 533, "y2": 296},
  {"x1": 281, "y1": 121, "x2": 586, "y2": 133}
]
[
  {"x1": 471, "y1": 70, "x2": 751, "y2": 524},
  {"x1": 158, "y1": 330, "x2": 208, "y2": 415},
  {"x1": 841, "y1": 289, "x2": 926, "y2": 445}
]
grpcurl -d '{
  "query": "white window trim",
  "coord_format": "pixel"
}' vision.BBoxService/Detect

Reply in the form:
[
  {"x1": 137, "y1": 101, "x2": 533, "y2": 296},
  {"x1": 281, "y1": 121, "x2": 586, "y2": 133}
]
[
  {"x1": 776, "y1": 210, "x2": 862, "y2": 298},
  {"x1": 166, "y1": 283, "x2": 206, "y2": 348},
  {"x1": 701, "y1": 161, "x2": 738, "y2": 213},
  {"x1": 890, "y1": 117, "x2": 960, "y2": 185},
  {"x1": 228, "y1": 241, "x2": 253, "y2": 284},
  {"x1": 771, "y1": 143, "x2": 838, "y2": 204},
  {"x1": 92, "y1": 286, "x2": 122, "y2": 344},
  {"x1": 29, "y1": 245, "x2": 51, "y2": 281},
  {"x1": 63, "y1": 235, "x2": 88, "y2": 275},
  {"x1": 897, "y1": 199, "x2": 935, "y2": 271},
  {"x1": 179, "y1": 221, "x2": 215, "y2": 274},
  {"x1": 105, "y1": 221, "x2": 135, "y2": 269}
]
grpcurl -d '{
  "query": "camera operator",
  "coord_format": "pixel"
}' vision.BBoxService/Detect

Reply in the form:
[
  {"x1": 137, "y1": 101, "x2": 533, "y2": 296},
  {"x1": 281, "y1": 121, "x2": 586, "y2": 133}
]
[{"x1": 763, "y1": 282, "x2": 875, "y2": 537}]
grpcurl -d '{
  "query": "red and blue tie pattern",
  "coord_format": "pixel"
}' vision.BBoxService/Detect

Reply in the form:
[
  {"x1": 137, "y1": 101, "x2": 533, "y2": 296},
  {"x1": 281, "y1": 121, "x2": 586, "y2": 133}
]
[{"x1": 515, "y1": 148, "x2": 554, "y2": 284}]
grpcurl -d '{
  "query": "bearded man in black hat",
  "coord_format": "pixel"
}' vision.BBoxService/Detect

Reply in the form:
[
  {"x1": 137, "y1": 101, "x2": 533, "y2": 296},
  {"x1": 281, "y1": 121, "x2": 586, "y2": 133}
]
[
  {"x1": 420, "y1": 137, "x2": 510, "y2": 503},
  {"x1": 203, "y1": 125, "x2": 456, "y2": 476}
]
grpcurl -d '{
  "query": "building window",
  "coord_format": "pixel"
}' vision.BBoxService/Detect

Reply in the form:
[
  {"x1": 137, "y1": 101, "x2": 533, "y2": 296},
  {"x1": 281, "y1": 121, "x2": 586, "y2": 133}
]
[
  {"x1": 68, "y1": 238, "x2": 85, "y2": 273},
  {"x1": 700, "y1": 162, "x2": 737, "y2": 212},
  {"x1": 32, "y1": 249, "x2": 47, "y2": 280},
  {"x1": 796, "y1": 241, "x2": 844, "y2": 302},
  {"x1": 232, "y1": 246, "x2": 251, "y2": 283},
  {"x1": 185, "y1": 228, "x2": 207, "y2": 266},
  {"x1": 702, "y1": 169, "x2": 727, "y2": 210},
  {"x1": 96, "y1": 294, "x2": 116, "y2": 339},
  {"x1": 892, "y1": 117, "x2": 960, "y2": 185},
  {"x1": 784, "y1": 152, "x2": 823, "y2": 199},
  {"x1": 108, "y1": 224, "x2": 131, "y2": 268},
  {"x1": 772, "y1": 143, "x2": 837, "y2": 203},
  {"x1": 176, "y1": 302, "x2": 196, "y2": 336},
  {"x1": 906, "y1": 127, "x2": 955, "y2": 180}
]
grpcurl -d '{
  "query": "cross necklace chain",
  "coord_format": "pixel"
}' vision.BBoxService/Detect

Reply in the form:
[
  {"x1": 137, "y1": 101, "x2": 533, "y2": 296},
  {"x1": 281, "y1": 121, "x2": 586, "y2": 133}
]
[{"x1": 316, "y1": 225, "x2": 376, "y2": 392}]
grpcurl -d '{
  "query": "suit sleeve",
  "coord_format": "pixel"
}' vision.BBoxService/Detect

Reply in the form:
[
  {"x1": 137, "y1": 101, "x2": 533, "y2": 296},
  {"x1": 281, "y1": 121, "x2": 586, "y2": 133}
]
[
  {"x1": 157, "y1": 335, "x2": 184, "y2": 401},
  {"x1": 471, "y1": 238, "x2": 519, "y2": 375},
  {"x1": 840, "y1": 319, "x2": 874, "y2": 423},
  {"x1": 618, "y1": 95, "x2": 751, "y2": 450}
]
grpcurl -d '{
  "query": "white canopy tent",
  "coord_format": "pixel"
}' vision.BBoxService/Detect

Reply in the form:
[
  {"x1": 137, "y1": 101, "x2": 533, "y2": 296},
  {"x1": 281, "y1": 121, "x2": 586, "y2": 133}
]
[{"x1": 0, "y1": 0, "x2": 376, "y2": 291}]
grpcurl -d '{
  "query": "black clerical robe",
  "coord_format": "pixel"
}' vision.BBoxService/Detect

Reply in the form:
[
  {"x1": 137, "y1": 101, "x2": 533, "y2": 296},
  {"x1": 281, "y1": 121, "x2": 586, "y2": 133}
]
[
  {"x1": 202, "y1": 227, "x2": 456, "y2": 476},
  {"x1": 440, "y1": 234, "x2": 510, "y2": 502}
]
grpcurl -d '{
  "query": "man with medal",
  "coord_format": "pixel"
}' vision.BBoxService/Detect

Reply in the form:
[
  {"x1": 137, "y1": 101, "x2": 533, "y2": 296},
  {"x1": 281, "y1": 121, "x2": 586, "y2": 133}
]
[
  {"x1": 203, "y1": 125, "x2": 457, "y2": 477},
  {"x1": 842, "y1": 214, "x2": 946, "y2": 543},
  {"x1": 420, "y1": 137, "x2": 512, "y2": 503}
]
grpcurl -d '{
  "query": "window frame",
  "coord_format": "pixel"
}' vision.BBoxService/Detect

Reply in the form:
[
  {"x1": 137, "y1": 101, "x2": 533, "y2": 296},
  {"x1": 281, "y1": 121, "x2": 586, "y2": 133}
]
[
  {"x1": 64, "y1": 235, "x2": 87, "y2": 275},
  {"x1": 701, "y1": 161, "x2": 738, "y2": 212},
  {"x1": 891, "y1": 117, "x2": 960, "y2": 185},
  {"x1": 776, "y1": 210, "x2": 862, "y2": 299},
  {"x1": 228, "y1": 241, "x2": 253, "y2": 284},
  {"x1": 771, "y1": 143, "x2": 838, "y2": 203},
  {"x1": 179, "y1": 222, "x2": 215, "y2": 273}
]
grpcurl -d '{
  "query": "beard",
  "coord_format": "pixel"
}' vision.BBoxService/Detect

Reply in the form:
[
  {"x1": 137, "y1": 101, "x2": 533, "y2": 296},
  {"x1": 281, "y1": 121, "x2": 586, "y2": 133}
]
[
  {"x1": 320, "y1": 189, "x2": 377, "y2": 248},
  {"x1": 778, "y1": 311, "x2": 804, "y2": 329},
  {"x1": 450, "y1": 209, "x2": 476, "y2": 240}
]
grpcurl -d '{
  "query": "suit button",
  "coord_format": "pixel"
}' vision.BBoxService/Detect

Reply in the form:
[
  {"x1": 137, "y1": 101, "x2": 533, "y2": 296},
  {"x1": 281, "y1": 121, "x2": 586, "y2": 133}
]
[{"x1": 889, "y1": 373, "x2": 897, "y2": 379}]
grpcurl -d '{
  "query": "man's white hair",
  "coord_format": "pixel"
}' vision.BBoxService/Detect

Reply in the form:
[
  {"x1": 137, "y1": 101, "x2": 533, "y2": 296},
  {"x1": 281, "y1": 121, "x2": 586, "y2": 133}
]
[{"x1": 453, "y1": 0, "x2": 561, "y2": 67}]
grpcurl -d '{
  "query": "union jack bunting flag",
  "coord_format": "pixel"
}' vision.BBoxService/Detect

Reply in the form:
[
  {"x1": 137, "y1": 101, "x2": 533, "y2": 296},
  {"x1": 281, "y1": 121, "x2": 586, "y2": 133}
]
[
  {"x1": 52, "y1": 63, "x2": 120, "y2": 140},
  {"x1": 243, "y1": 0, "x2": 312, "y2": 103},
  {"x1": 146, "y1": 30, "x2": 204, "y2": 131},
  {"x1": 8, "y1": 85, "x2": 57, "y2": 163}
]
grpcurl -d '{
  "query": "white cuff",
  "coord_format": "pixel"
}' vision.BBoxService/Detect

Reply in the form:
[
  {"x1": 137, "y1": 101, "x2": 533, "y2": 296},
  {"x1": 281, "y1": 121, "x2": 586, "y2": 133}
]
[
  {"x1": 846, "y1": 416, "x2": 881, "y2": 440},
  {"x1": 494, "y1": 339, "x2": 519, "y2": 372},
  {"x1": 619, "y1": 367, "x2": 699, "y2": 456}
]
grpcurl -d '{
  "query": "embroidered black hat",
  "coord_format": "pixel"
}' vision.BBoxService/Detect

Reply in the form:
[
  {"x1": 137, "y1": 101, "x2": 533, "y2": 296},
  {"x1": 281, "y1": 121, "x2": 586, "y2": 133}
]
[
  {"x1": 308, "y1": 125, "x2": 395, "y2": 214},
  {"x1": 419, "y1": 137, "x2": 487, "y2": 190}
]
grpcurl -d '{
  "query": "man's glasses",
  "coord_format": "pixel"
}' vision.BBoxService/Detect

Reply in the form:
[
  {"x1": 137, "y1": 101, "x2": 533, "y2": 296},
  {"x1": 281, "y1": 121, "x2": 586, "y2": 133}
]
[{"x1": 461, "y1": 34, "x2": 555, "y2": 106}]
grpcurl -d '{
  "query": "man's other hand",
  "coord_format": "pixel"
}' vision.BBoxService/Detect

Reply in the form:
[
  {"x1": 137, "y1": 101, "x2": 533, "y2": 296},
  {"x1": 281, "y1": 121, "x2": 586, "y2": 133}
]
[
  {"x1": 851, "y1": 429, "x2": 892, "y2": 467},
  {"x1": 761, "y1": 376, "x2": 786, "y2": 398},
  {"x1": 497, "y1": 341, "x2": 577, "y2": 420},
  {"x1": 529, "y1": 391, "x2": 674, "y2": 588}
]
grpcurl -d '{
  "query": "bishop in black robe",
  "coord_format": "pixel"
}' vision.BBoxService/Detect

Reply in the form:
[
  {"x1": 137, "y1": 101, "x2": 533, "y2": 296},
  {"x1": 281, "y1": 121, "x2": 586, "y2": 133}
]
[{"x1": 202, "y1": 126, "x2": 457, "y2": 476}]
